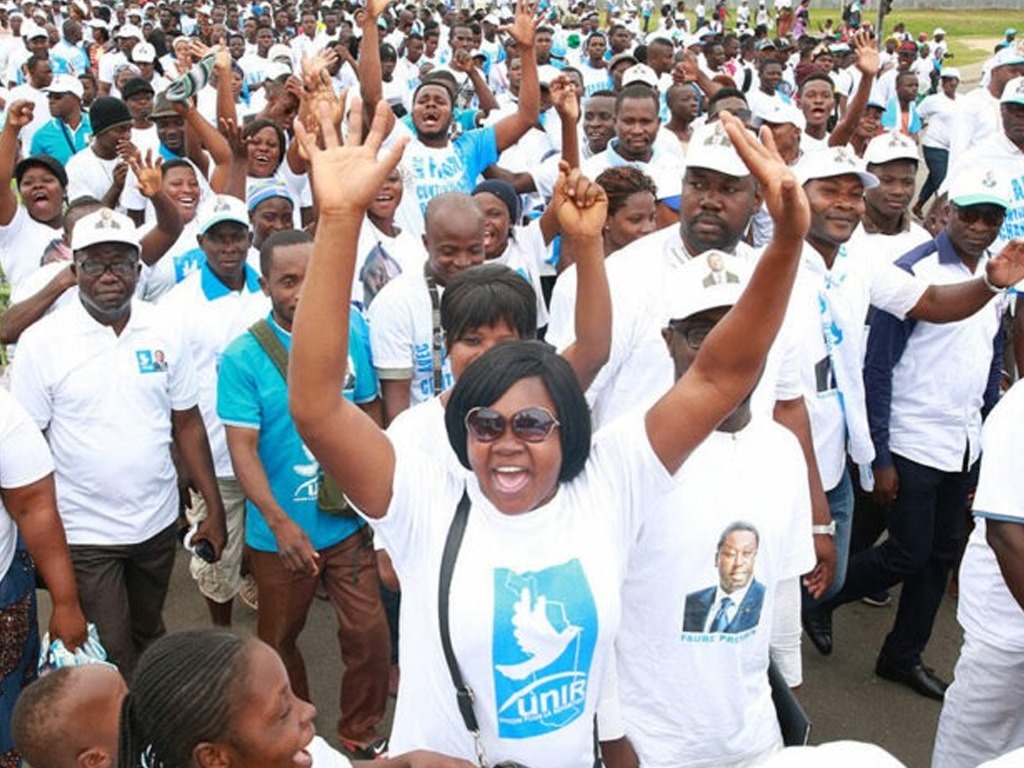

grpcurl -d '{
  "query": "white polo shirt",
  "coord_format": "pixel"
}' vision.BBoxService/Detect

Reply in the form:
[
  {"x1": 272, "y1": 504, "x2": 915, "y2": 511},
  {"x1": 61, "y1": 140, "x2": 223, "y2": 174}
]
[
  {"x1": 10, "y1": 299, "x2": 198, "y2": 546},
  {"x1": 917, "y1": 92, "x2": 958, "y2": 151},
  {"x1": 0, "y1": 387, "x2": 54, "y2": 579},
  {"x1": 868, "y1": 234, "x2": 1005, "y2": 473},
  {"x1": 159, "y1": 262, "x2": 269, "y2": 478}
]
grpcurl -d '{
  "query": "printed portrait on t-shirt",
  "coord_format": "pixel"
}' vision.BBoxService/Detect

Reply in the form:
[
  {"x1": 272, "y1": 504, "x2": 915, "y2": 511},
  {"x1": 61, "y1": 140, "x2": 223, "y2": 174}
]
[{"x1": 682, "y1": 521, "x2": 765, "y2": 634}]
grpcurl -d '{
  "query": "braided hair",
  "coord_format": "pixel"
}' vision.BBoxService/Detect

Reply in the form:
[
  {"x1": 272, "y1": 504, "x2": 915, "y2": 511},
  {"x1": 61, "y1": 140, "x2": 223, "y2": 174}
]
[
  {"x1": 594, "y1": 166, "x2": 658, "y2": 217},
  {"x1": 118, "y1": 629, "x2": 250, "y2": 768}
]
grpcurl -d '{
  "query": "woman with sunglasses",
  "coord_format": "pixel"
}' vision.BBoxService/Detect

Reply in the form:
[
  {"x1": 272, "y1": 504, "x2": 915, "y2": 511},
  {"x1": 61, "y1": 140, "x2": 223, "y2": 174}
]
[{"x1": 289, "y1": 101, "x2": 810, "y2": 768}]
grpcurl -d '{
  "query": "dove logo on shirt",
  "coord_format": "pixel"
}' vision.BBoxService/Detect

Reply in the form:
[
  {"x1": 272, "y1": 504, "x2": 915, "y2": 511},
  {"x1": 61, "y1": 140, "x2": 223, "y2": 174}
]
[{"x1": 492, "y1": 559, "x2": 597, "y2": 739}]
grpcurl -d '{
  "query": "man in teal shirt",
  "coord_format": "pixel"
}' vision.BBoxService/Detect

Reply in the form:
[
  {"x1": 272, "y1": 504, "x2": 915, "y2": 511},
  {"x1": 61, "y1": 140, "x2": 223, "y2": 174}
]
[
  {"x1": 217, "y1": 229, "x2": 391, "y2": 759},
  {"x1": 30, "y1": 74, "x2": 91, "y2": 164}
]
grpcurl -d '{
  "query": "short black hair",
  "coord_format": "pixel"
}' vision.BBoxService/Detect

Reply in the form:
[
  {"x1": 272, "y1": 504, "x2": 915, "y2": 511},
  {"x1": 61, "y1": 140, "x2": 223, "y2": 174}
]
[
  {"x1": 708, "y1": 87, "x2": 747, "y2": 110},
  {"x1": 441, "y1": 263, "x2": 537, "y2": 348},
  {"x1": 12, "y1": 668, "x2": 74, "y2": 768},
  {"x1": 260, "y1": 228, "x2": 312, "y2": 277},
  {"x1": 798, "y1": 71, "x2": 834, "y2": 92},
  {"x1": 615, "y1": 82, "x2": 660, "y2": 113},
  {"x1": 445, "y1": 340, "x2": 591, "y2": 483}
]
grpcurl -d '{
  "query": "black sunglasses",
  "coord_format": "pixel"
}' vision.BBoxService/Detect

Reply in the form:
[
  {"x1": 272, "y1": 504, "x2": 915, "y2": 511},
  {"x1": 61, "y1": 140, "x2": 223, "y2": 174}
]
[
  {"x1": 464, "y1": 406, "x2": 561, "y2": 444},
  {"x1": 953, "y1": 203, "x2": 1005, "y2": 227}
]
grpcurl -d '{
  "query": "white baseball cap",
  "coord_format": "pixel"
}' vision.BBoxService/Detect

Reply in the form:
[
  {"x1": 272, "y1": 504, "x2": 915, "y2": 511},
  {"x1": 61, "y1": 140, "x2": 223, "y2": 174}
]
[
  {"x1": 72, "y1": 208, "x2": 141, "y2": 252},
  {"x1": 948, "y1": 166, "x2": 1011, "y2": 209},
  {"x1": 759, "y1": 741, "x2": 907, "y2": 768},
  {"x1": 863, "y1": 131, "x2": 920, "y2": 166},
  {"x1": 268, "y1": 43, "x2": 293, "y2": 62},
  {"x1": 797, "y1": 145, "x2": 879, "y2": 188},
  {"x1": 933, "y1": 27, "x2": 946, "y2": 36},
  {"x1": 939, "y1": 67, "x2": 960, "y2": 80},
  {"x1": 991, "y1": 46, "x2": 1024, "y2": 69},
  {"x1": 44, "y1": 73, "x2": 85, "y2": 99},
  {"x1": 131, "y1": 41, "x2": 156, "y2": 63},
  {"x1": 753, "y1": 99, "x2": 806, "y2": 130},
  {"x1": 115, "y1": 22, "x2": 142, "y2": 38},
  {"x1": 685, "y1": 120, "x2": 752, "y2": 178},
  {"x1": 666, "y1": 250, "x2": 751, "y2": 322},
  {"x1": 197, "y1": 195, "x2": 250, "y2": 236},
  {"x1": 621, "y1": 63, "x2": 658, "y2": 88},
  {"x1": 1001, "y1": 75, "x2": 1024, "y2": 105}
]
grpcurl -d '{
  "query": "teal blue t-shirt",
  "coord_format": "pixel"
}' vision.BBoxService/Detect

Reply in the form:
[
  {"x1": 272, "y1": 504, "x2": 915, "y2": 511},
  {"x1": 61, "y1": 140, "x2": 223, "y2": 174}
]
[{"x1": 217, "y1": 310, "x2": 378, "y2": 552}]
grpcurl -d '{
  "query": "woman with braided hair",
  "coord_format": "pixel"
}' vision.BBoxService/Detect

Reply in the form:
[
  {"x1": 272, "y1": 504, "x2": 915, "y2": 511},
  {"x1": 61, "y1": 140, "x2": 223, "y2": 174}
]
[
  {"x1": 117, "y1": 629, "x2": 474, "y2": 768},
  {"x1": 594, "y1": 166, "x2": 658, "y2": 258}
]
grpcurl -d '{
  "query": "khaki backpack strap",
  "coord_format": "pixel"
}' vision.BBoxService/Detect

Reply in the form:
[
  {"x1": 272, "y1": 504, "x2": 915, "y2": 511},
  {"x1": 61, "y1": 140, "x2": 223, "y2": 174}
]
[{"x1": 248, "y1": 319, "x2": 289, "y2": 382}]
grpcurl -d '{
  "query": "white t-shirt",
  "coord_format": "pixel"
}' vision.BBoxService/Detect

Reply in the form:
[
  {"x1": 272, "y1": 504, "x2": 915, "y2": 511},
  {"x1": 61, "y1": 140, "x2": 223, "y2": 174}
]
[
  {"x1": 0, "y1": 387, "x2": 54, "y2": 580},
  {"x1": 10, "y1": 300, "x2": 198, "y2": 545},
  {"x1": 583, "y1": 141, "x2": 684, "y2": 202},
  {"x1": 845, "y1": 221, "x2": 931, "y2": 268},
  {"x1": 958, "y1": 380, "x2": 1024, "y2": 652},
  {"x1": 139, "y1": 219, "x2": 202, "y2": 301},
  {"x1": 490, "y1": 221, "x2": 550, "y2": 328},
  {"x1": 5, "y1": 83, "x2": 49, "y2": 148},
  {"x1": 0, "y1": 204, "x2": 61, "y2": 291},
  {"x1": 917, "y1": 92, "x2": 958, "y2": 150},
  {"x1": 618, "y1": 418, "x2": 815, "y2": 768},
  {"x1": 158, "y1": 266, "x2": 270, "y2": 478},
  {"x1": 786, "y1": 241, "x2": 926, "y2": 489},
  {"x1": 367, "y1": 269, "x2": 453, "y2": 406},
  {"x1": 373, "y1": 416, "x2": 674, "y2": 766},
  {"x1": 353, "y1": 218, "x2": 427, "y2": 310},
  {"x1": 65, "y1": 149, "x2": 127, "y2": 213},
  {"x1": 948, "y1": 86, "x2": 1000, "y2": 162}
]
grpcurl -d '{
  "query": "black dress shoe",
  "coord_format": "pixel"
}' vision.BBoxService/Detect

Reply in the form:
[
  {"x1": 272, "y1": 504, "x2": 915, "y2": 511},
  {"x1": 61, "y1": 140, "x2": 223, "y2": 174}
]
[
  {"x1": 802, "y1": 607, "x2": 833, "y2": 656},
  {"x1": 874, "y1": 660, "x2": 948, "y2": 701}
]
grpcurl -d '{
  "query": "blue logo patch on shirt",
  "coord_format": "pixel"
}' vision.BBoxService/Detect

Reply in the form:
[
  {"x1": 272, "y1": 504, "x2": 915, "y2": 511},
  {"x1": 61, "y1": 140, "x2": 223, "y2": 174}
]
[
  {"x1": 492, "y1": 559, "x2": 597, "y2": 739},
  {"x1": 136, "y1": 350, "x2": 168, "y2": 373}
]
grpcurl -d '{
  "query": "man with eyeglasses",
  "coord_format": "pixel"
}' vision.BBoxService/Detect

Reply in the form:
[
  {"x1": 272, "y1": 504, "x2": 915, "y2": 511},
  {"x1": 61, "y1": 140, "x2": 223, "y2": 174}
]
[
  {"x1": 29, "y1": 74, "x2": 90, "y2": 164},
  {"x1": 9, "y1": 207, "x2": 226, "y2": 677}
]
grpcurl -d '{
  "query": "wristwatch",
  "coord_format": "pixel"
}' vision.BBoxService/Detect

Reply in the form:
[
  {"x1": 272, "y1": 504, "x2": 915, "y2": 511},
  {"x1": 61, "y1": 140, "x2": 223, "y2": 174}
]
[{"x1": 812, "y1": 521, "x2": 836, "y2": 537}]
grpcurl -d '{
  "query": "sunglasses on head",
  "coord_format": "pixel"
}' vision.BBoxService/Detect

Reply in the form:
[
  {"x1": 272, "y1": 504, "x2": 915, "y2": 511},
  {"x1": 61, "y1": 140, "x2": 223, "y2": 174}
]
[
  {"x1": 953, "y1": 203, "x2": 1005, "y2": 227},
  {"x1": 464, "y1": 406, "x2": 561, "y2": 444}
]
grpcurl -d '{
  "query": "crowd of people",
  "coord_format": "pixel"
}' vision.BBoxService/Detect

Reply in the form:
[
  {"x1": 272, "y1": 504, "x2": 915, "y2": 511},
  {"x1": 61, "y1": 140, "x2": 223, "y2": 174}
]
[{"x1": 1, "y1": 0, "x2": 1024, "y2": 767}]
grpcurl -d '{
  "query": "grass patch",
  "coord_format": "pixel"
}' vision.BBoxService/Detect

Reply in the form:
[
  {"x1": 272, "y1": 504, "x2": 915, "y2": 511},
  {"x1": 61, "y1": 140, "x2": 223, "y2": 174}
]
[{"x1": 879, "y1": 8, "x2": 1018, "y2": 66}]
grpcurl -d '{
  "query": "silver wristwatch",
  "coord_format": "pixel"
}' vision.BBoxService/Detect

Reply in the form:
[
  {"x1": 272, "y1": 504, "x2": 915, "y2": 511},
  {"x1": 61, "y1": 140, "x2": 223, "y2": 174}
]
[{"x1": 812, "y1": 521, "x2": 837, "y2": 537}]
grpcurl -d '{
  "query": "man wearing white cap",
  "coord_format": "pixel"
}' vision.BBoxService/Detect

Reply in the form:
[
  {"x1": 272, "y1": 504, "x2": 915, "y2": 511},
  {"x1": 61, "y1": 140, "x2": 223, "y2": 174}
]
[
  {"x1": 846, "y1": 131, "x2": 930, "y2": 265},
  {"x1": 159, "y1": 194, "x2": 269, "y2": 627},
  {"x1": 933, "y1": 388, "x2": 1024, "y2": 765},
  {"x1": 10, "y1": 207, "x2": 226, "y2": 676},
  {"x1": 4, "y1": 22, "x2": 50, "y2": 87},
  {"x1": 931, "y1": 28, "x2": 949, "y2": 65},
  {"x1": 850, "y1": 166, "x2": 1012, "y2": 705},
  {"x1": 949, "y1": 47, "x2": 1024, "y2": 161},
  {"x1": 30, "y1": 72, "x2": 89, "y2": 163},
  {"x1": 552, "y1": 118, "x2": 838, "y2": 603},
  {"x1": 97, "y1": 23, "x2": 141, "y2": 96},
  {"x1": 914, "y1": 67, "x2": 960, "y2": 218},
  {"x1": 796, "y1": 148, "x2": 1024, "y2": 682}
]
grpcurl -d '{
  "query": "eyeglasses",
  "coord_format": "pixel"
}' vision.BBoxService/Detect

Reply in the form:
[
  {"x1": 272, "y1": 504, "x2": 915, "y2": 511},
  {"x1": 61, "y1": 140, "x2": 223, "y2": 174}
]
[
  {"x1": 76, "y1": 259, "x2": 138, "y2": 276},
  {"x1": 464, "y1": 406, "x2": 561, "y2": 443},
  {"x1": 953, "y1": 203, "x2": 1005, "y2": 227},
  {"x1": 668, "y1": 321, "x2": 715, "y2": 350}
]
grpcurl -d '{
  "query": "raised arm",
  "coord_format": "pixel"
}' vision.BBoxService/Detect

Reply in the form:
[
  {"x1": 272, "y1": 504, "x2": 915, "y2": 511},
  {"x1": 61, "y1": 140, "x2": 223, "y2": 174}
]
[
  {"x1": 553, "y1": 164, "x2": 611, "y2": 390},
  {"x1": 451, "y1": 50, "x2": 500, "y2": 116},
  {"x1": 646, "y1": 113, "x2": 810, "y2": 474},
  {"x1": 129, "y1": 152, "x2": 184, "y2": 266},
  {"x1": 830, "y1": 30, "x2": 879, "y2": 148},
  {"x1": 494, "y1": 0, "x2": 541, "y2": 152},
  {"x1": 0, "y1": 101, "x2": 33, "y2": 226},
  {"x1": 909, "y1": 245, "x2": 1024, "y2": 322},
  {"x1": 289, "y1": 100, "x2": 407, "y2": 520},
  {"x1": 358, "y1": 1, "x2": 389, "y2": 127}
]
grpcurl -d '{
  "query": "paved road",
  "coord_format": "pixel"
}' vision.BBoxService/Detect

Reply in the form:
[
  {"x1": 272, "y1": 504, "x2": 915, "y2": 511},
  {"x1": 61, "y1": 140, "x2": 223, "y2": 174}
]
[{"x1": 37, "y1": 548, "x2": 958, "y2": 768}]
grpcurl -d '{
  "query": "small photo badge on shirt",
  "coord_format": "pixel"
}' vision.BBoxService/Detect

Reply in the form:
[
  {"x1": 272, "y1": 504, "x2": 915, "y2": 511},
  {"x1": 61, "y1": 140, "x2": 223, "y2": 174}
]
[{"x1": 136, "y1": 349, "x2": 169, "y2": 374}]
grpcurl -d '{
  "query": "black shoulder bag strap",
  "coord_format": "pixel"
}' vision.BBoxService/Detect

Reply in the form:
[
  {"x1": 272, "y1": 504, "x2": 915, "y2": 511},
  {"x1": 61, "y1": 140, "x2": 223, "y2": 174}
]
[
  {"x1": 438, "y1": 489, "x2": 489, "y2": 762},
  {"x1": 437, "y1": 490, "x2": 598, "y2": 768}
]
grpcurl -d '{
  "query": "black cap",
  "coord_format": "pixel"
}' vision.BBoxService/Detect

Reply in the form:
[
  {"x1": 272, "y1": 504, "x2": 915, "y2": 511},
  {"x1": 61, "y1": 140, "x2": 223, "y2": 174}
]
[
  {"x1": 121, "y1": 77, "x2": 154, "y2": 101},
  {"x1": 15, "y1": 154, "x2": 68, "y2": 188},
  {"x1": 89, "y1": 96, "x2": 133, "y2": 136}
]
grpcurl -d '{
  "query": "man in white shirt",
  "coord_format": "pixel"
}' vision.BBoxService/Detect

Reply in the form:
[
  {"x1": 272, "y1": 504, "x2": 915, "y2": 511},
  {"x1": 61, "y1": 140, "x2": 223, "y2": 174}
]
[
  {"x1": 846, "y1": 132, "x2": 931, "y2": 265},
  {"x1": 914, "y1": 68, "x2": 959, "y2": 218},
  {"x1": 10, "y1": 208, "x2": 226, "y2": 677},
  {"x1": 159, "y1": 195, "x2": 270, "y2": 626},
  {"x1": 793, "y1": 147, "x2": 1024, "y2": 665},
  {"x1": 948, "y1": 47, "x2": 1024, "y2": 162},
  {"x1": 98, "y1": 23, "x2": 142, "y2": 96},
  {"x1": 65, "y1": 96, "x2": 135, "y2": 212},
  {"x1": 932, "y1": 379, "x2": 1024, "y2": 767}
]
